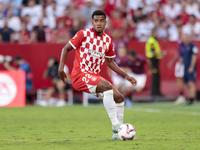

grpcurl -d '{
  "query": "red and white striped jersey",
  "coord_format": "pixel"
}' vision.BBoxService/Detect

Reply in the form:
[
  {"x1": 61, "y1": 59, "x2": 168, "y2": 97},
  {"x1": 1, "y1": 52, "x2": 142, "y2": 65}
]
[{"x1": 69, "y1": 28, "x2": 116, "y2": 75}]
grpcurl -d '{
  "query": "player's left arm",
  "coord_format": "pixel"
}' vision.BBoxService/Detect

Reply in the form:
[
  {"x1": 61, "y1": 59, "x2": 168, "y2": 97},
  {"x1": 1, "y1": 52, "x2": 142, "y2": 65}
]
[
  {"x1": 105, "y1": 58, "x2": 137, "y2": 86},
  {"x1": 188, "y1": 46, "x2": 198, "y2": 73}
]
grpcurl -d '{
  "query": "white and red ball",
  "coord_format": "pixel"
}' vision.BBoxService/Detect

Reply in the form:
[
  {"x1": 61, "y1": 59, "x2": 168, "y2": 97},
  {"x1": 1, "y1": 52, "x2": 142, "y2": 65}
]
[{"x1": 118, "y1": 124, "x2": 136, "y2": 141}]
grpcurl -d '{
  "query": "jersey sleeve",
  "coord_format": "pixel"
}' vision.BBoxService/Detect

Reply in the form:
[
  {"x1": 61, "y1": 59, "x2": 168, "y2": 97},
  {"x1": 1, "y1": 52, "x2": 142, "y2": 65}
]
[
  {"x1": 105, "y1": 41, "x2": 116, "y2": 58},
  {"x1": 69, "y1": 30, "x2": 84, "y2": 49},
  {"x1": 192, "y1": 46, "x2": 198, "y2": 55}
]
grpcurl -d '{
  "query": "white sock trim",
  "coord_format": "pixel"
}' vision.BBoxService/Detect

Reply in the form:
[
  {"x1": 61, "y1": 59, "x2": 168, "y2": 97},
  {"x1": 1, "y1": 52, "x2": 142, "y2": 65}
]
[
  {"x1": 116, "y1": 102, "x2": 124, "y2": 107},
  {"x1": 103, "y1": 89, "x2": 113, "y2": 96}
]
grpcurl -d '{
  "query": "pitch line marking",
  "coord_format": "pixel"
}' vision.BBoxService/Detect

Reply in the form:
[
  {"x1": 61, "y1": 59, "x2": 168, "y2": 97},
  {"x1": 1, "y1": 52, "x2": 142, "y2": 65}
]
[
  {"x1": 0, "y1": 137, "x2": 199, "y2": 141},
  {"x1": 129, "y1": 108, "x2": 200, "y2": 116},
  {"x1": 88, "y1": 105, "x2": 200, "y2": 116}
]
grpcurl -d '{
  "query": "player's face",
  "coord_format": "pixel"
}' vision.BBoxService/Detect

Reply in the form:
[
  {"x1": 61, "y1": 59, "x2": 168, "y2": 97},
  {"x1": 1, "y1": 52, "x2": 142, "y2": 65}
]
[
  {"x1": 182, "y1": 34, "x2": 190, "y2": 45},
  {"x1": 92, "y1": 15, "x2": 107, "y2": 34},
  {"x1": 128, "y1": 55, "x2": 136, "y2": 61}
]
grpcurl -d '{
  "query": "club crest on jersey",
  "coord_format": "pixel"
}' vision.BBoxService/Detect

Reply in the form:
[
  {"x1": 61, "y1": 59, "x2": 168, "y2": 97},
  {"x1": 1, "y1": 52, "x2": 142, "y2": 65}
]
[
  {"x1": 91, "y1": 77, "x2": 97, "y2": 82},
  {"x1": 103, "y1": 44, "x2": 107, "y2": 50}
]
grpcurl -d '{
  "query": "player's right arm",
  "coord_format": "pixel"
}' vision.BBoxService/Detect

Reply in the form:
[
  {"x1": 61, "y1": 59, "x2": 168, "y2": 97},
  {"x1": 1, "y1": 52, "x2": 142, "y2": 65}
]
[
  {"x1": 58, "y1": 43, "x2": 73, "y2": 84},
  {"x1": 59, "y1": 30, "x2": 84, "y2": 84}
]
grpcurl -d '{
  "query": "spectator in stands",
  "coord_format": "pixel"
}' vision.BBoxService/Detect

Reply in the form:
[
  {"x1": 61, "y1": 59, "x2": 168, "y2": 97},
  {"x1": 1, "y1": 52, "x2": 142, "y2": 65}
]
[
  {"x1": 185, "y1": 0, "x2": 199, "y2": 16},
  {"x1": 0, "y1": 4, "x2": 3, "y2": 29},
  {"x1": 2, "y1": 0, "x2": 22, "y2": 16},
  {"x1": 81, "y1": 0, "x2": 97, "y2": 28},
  {"x1": 0, "y1": 3, "x2": 4, "y2": 20},
  {"x1": 132, "y1": 7, "x2": 144, "y2": 25},
  {"x1": 41, "y1": 7, "x2": 56, "y2": 29},
  {"x1": 111, "y1": 29, "x2": 127, "y2": 52},
  {"x1": 22, "y1": 0, "x2": 39, "y2": 5},
  {"x1": 98, "y1": 0, "x2": 115, "y2": 18},
  {"x1": 18, "y1": 21, "x2": 32, "y2": 44},
  {"x1": 127, "y1": 0, "x2": 144, "y2": 11},
  {"x1": 135, "y1": 15, "x2": 155, "y2": 41},
  {"x1": 37, "y1": 57, "x2": 71, "y2": 107},
  {"x1": 71, "y1": 18, "x2": 81, "y2": 36},
  {"x1": 21, "y1": 0, "x2": 42, "y2": 27},
  {"x1": 33, "y1": 18, "x2": 46, "y2": 42},
  {"x1": 168, "y1": 16, "x2": 182, "y2": 41},
  {"x1": 179, "y1": 33, "x2": 198, "y2": 105},
  {"x1": 118, "y1": 0, "x2": 134, "y2": 20},
  {"x1": 0, "y1": 19, "x2": 14, "y2": 43},
  {"x1": 54, "y1": 0, "x2": 71, "y2": 11},
  {"x1": 6, "y1": 9, "x2": 21, "y2": 32},
  {"x1": 46, "y1": 0, "x2": 65, "y2": 18},
  {"x1": 156, "y1": 22, "x2": 168, "y2": 40},
  {"x1": 145, "y1": 28, "x2": 166, "y2": 97},
  {"x1": 23, "y1": 14, "x2": 34, "y2": 31},
  {"x1": 110, "y1": 9, "x2": 125, "y2": 30},
  {"x1": 3, "y1": 55, "x2": 33, "y2": 102},
  {"x1": 68, "y1": 2, "x2": 81, "y2": 20},
  {"x1": 54, "y1": 20, "x2": 70, "y2": 43},
  {"x1": 178, "y1": 2, "x2": 189, "y2": 25},
  {"x1": 163, "y1": 0, "x2": 181, "y2": 19},
  {"x1": 182, "y1": 14, "x2": 200, "y2": 40},
  {"x1": 56, "y1": 6, "x2": 73, "y2": 31}
]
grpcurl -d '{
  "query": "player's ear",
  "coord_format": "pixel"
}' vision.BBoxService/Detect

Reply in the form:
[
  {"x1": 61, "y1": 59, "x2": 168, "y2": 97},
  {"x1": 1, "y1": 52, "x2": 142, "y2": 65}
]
[{"x1": 105, "y1": 20, "x2": 107, "y2": 26}]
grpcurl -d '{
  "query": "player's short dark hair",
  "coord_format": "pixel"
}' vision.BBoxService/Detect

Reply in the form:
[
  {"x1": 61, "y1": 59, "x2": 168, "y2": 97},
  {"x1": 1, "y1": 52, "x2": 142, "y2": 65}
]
[
  {"x1": 14, "y1": 55, "x2": 22, "y2": 61},
  {"x1": 92, "y1": 10, "x2": 106, "y2": 19},
  {"x1": 128, "y1": 50, "x2": 137, "y2": 57}
]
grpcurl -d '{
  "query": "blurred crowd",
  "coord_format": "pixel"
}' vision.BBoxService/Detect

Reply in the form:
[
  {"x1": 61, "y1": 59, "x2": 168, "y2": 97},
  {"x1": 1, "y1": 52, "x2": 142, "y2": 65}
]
[{"x1": 1, "y1": 0, "x2": 200, "y2": 44}]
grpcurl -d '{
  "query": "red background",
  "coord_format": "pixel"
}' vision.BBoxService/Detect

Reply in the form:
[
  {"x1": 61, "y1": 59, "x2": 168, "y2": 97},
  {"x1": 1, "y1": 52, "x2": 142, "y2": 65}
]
[{"x1": 0, "y1": 41, "x2": 199, "y2": 90}]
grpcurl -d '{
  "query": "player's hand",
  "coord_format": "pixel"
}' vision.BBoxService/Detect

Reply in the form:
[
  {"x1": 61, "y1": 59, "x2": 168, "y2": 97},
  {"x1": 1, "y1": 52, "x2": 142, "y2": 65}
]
[
  {"x1": 188, "y1": 66, "x2": 194, "y2": 73},
  {"x1": 58, "y1": 69, "x2": 67, "y2": 84},
  {"x1": 125, "y1": 75, "x2": 137, "y2": 87}
]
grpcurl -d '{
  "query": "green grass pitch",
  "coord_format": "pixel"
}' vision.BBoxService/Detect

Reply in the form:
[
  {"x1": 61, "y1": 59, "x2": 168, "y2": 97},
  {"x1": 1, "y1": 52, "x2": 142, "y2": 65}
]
[{"x1": 0, "y1": 102, "x2": 200, "y2": 150}]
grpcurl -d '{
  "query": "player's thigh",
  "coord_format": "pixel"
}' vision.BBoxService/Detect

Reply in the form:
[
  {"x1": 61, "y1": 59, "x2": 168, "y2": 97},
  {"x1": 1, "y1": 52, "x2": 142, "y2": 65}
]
[
  {"x1": 175, "y1": 62, "x2": 184, "y2": 78},
  {"x1": 96, "y1": 79, "x2": 112, "y2": 93}
]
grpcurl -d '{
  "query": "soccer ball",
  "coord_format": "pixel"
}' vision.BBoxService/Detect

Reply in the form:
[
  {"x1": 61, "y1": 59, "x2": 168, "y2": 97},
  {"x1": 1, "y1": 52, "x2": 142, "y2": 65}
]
[{"x1": 118, "y1": 124, "x2": 136, "y2": 141}]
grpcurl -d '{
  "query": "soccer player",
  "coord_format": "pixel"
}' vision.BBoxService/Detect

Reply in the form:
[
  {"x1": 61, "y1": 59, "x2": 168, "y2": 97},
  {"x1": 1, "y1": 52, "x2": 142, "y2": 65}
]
[
  {"x1": 58, "y1": 10, "x2": 137, "y2": 139},
  {"x1": 168, "y1": 40, "x2": 186, "y2": 105},
  {"x1": 180, "y1": 34, "x2": 198, "y2": 105}
]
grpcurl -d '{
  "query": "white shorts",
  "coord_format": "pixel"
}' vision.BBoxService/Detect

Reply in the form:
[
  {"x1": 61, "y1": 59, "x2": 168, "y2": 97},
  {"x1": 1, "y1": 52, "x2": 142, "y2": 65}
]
[
  {"x1": 112, "y1": 72, "x2": 125, "y2": 86},
  {"x1": 112, "y1": 72, "x2": 147, "y2": 89},
  {"x1": 175, "y1": 62, "x2": 184, "y2": 78},
  {"x1": 125, "y1": 72, "x2": 147, "y2": 89}
]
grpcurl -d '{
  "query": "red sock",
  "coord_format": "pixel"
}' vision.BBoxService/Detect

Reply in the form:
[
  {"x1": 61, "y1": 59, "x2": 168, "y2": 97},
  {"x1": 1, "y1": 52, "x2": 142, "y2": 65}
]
[{"x1": 179, "y1": 90, "x2": 184, "y2": 96}]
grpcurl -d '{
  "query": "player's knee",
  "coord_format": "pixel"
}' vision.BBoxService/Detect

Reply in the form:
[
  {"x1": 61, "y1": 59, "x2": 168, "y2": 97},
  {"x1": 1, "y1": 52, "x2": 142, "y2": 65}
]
[
  {"x1": 103, "y1": 82, "x2": 113, "y2": 91},
  {"x1": 116, "y1": 94, "x2": 124, "y2": 103}
]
